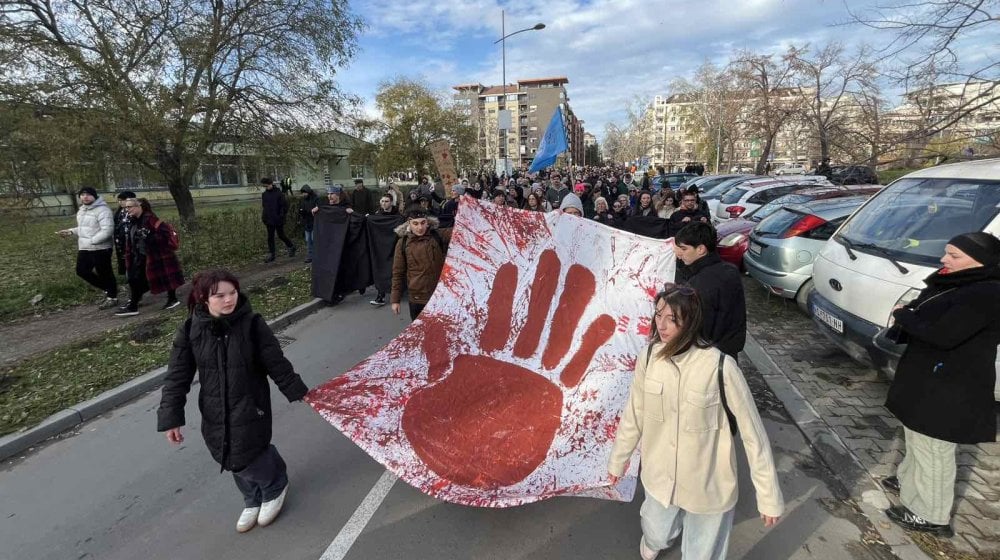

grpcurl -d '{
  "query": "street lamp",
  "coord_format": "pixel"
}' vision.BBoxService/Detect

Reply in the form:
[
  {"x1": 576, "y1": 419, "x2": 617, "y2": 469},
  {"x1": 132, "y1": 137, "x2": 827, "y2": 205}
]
[{"x1": 494, "y1": 13, "x2": 544, "y2": 176}]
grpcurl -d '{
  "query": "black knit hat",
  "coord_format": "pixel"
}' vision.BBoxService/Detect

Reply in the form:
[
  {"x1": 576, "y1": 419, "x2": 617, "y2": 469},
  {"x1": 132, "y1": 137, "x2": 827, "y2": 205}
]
[
  {"x1": 78, "y1": 187, "x2": 98, "y2": 198},
  {"x1": 948, "y1": 232, "x2": 1000, "y2": 267},
  {"x1": 117, "y1": 190, "x2": 136, "y2": 200}
]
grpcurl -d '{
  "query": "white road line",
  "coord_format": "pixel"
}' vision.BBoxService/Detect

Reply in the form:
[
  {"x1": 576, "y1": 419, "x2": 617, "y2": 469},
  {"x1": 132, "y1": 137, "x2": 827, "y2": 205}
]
[{"x1": 319, "y1": 470, "x2": 398, "y2": 560}]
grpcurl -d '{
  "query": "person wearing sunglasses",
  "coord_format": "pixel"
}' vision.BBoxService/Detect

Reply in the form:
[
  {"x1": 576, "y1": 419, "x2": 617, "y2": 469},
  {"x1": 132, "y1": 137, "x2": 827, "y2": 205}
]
[
  {"x1": 674, "y1": 222, "x2": 747, "y2": 358},
  {"x1": 608, "y1": 284, "x2": 783, "y2": 560}
]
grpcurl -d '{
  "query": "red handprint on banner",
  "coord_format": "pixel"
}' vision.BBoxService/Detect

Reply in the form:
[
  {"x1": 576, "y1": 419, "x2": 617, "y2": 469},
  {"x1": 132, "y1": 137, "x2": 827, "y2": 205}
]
[{"x1": 402, "y1": 249, "x2": 616, "y2": 489}]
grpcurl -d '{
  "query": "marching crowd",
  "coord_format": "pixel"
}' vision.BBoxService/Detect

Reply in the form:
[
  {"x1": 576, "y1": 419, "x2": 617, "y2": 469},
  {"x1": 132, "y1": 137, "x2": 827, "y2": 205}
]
[{"x1": 55, "y1": 163, "x2": 1000, "y2": 559}]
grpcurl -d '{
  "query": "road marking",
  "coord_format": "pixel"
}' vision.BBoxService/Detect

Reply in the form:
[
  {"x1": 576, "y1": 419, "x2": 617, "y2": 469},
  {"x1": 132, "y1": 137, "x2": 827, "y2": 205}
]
[{"x1": 319, "y1": 470, "x2": 398, "y2": 560}]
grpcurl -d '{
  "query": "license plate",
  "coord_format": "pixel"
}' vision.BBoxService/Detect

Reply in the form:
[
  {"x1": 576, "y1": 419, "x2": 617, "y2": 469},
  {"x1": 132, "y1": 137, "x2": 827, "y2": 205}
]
[
  {"x1": 814, "y1": 306, "x2": 844, "y2": 334},
  {"x1": 748, "y1": 241, "x2": 762, "y2": 256}
]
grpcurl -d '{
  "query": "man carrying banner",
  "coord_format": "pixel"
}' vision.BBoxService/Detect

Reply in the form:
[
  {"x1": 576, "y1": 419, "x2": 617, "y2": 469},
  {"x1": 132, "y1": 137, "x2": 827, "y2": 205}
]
[{"x1": 390, "y1": 208, "x2": 452, "y2": 321}]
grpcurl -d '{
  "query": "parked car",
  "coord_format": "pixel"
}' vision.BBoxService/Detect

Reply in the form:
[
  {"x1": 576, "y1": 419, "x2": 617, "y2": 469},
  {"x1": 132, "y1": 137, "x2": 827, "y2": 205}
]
[
  {"x1": 775, "y1": 163, "x2": 807, "y2": 175},
  {"x1": 744, "y1": 194, "x2": 875, "y2": 312},
  {"x1": 663, "y1": 173, "x2": 698, "y2": 188},
  {"x1": 830, "y1": 165, "x2": 878, "y2": 185},
  {"x1": 712, "y1": 176, "x2": 833, "y2": 222},
  {"x1": 809, "y1": 158, "x2": 1000, "y2": 398},
  {"x1": 715, "y1": 186, "x2": 880, "y2": 271},
  {"x1": 730, "y1": 164, "x2": 753, "y2": 173},
  {"x1": 679, "y1": 174, "x2": 745, "y2": 193}
]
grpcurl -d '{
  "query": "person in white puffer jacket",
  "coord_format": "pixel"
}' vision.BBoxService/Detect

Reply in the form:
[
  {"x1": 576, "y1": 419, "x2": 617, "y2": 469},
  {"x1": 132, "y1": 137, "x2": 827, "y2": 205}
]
[{"x1": 57, "y1": 187, "x2": 119, "y2": 308}]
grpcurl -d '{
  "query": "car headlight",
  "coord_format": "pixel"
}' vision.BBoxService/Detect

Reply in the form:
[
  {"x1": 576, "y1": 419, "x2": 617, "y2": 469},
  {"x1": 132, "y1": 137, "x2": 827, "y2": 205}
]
[
  {"x1": 718, "y1": 232, "x2": 746, "y2": 247},
  {"x1": 888, "y1": 288, "x2": 921, "y2": 325}
]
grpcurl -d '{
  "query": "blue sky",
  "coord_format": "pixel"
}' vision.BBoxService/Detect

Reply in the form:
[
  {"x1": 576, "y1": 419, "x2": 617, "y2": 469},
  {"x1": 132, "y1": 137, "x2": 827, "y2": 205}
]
[{"x1": 333, "y1": 0, "x2": 970, "y2": 141}]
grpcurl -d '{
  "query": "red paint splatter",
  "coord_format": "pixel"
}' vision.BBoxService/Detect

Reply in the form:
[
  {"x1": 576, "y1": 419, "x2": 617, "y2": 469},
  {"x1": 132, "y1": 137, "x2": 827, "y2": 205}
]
[
  {"x1": 559, "y1": 314, "x2": 616, "y2": 387},
  {"x1": 636, "y1": 316, "x2": 652, "y2": 337},
  {"x1": 401, "y1": 355, "x2": 562, "y2": 489},
  {"x1": 512, "y1": 250, "x2": 560, "y2": 358},
  {"x1": 542, "y1": 264, "x2": 596, "y2": 369},
  {"x1": 481, "y1": 263, "x2": 518, "y2": 353}
]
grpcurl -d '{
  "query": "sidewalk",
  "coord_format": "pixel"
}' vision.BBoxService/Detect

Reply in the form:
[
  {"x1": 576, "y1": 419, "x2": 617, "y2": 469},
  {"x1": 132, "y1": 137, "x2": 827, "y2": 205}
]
[
  {"x1": 742, "y1": 277, "x2": 1000, "y2": 558},
  {"x1": 0, "y1": 255, "x2": 306, "y2": 367}
]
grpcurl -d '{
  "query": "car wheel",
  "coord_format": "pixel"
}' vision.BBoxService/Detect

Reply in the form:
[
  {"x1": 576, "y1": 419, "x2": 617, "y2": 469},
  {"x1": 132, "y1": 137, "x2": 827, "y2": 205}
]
[{"x1": 795, "y1": 278, "x2": 815, "y2": 314}]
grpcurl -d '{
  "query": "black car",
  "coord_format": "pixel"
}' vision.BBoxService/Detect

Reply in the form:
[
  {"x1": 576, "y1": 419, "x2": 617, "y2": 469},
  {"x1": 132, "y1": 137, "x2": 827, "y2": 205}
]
[{"x1": 830, "y1": 165, "x2": 878, "y2": 185}]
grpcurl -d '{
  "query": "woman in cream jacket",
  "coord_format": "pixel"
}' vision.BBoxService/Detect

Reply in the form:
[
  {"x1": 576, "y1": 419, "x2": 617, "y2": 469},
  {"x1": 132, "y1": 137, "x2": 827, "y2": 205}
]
[{"x1": 608, "y1": 284, "x2": 783, "y2": 560}]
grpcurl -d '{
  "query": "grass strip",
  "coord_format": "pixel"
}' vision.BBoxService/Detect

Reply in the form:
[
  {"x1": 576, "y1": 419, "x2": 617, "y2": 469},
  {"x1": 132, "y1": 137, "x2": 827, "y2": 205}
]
[{"x1": 0, "y1": 266, "x2": 313, "y2": 437}]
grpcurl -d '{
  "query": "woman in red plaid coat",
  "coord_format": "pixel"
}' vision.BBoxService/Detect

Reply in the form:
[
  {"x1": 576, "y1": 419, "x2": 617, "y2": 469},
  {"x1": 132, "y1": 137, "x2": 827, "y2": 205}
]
[{"x1": 116, "y1": 198, "x2": 185, "y2": 316}]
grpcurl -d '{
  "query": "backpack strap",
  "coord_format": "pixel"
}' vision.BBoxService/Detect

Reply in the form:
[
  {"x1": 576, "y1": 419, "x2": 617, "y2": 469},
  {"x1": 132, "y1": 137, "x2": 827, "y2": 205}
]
[
  {"x1": 644, "y1": 343, "x2": 654, "y2": 370},
  {"x1": 717, "y1": 352, "x2": 739, "y2": 435}
]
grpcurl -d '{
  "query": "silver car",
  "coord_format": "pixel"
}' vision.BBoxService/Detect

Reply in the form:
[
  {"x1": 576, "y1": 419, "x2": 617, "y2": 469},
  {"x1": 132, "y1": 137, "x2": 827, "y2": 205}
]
[{"x1": 744, "y1": 195, "x2": 873, "y2": 312}]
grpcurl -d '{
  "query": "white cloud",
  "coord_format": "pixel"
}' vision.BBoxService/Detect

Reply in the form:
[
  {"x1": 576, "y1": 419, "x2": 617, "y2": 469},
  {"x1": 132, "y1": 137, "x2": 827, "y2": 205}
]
[{"x1": 344, "y1": 0, "x2": 940, "y2": 141}]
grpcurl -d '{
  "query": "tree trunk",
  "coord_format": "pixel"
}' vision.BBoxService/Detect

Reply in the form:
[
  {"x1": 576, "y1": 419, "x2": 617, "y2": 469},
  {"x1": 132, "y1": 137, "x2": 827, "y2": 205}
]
[
  {"x1": 167, "y1": 178, "x2": 197, "y2": 228},
  {"x1": 756, "y1": 136, "x2": 775, "y2": 175}
]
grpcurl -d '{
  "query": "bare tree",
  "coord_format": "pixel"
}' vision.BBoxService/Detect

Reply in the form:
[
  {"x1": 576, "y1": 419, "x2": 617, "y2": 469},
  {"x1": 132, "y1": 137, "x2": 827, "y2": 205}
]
[
  {"x1": 0, "y1": 0, "x2": 363, "y2": 224},
  {"x1": 732, "y1": 48, "x2": 805, "y2": 174},
  {"x1": 603, "y1": 96, "x2": 657, "y2": 165},
  {"x1": 670, "y1": 61, "x2": 745, "y2": 173},
  {"x1": 789, "y1": 42, "x2": 879, "y2": 162},
  {"x1": 850, "y1": 1, "x2": 999, "y2": 143}
]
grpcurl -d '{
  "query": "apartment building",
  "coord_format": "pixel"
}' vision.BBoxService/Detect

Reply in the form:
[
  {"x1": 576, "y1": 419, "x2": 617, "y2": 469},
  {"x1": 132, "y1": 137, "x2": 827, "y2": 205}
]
[{"x1": 453, "y1": 77, "x2": 586, "y2": 171}]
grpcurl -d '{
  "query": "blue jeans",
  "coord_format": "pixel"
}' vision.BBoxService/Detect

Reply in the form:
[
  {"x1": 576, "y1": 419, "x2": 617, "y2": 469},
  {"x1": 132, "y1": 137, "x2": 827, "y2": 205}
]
[
  {"x1": 640, "y1": 492, "x2": 735, "y2": 559},
  {"x1": 304, "y1": 229, "x2": 314, "y2": 260}
]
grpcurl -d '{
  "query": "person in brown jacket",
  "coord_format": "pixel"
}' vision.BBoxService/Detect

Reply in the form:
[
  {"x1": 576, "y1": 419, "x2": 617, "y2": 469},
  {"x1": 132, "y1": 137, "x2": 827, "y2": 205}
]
[{"x1": 390, "y1": 208, "x2": 452, "y2": 320}]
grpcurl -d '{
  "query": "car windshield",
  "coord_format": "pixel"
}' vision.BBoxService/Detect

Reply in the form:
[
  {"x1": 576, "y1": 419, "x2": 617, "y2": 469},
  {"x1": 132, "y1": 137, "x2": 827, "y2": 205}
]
[
  {"x1": 720, "y1": 187, "x2": 749, "y2": 204},
  {"x1": 703, "y1": 178, "x2": 748, "y2": 197},
  {"x1": 755, "y1": 208, "x2": 806, "y2": 237},
  {"x1": 836, "y1": 178, "x2": 1000, "y2": 267},
  {"x1": 748, "y1": 193, "x2": 813, "y2": 221}
]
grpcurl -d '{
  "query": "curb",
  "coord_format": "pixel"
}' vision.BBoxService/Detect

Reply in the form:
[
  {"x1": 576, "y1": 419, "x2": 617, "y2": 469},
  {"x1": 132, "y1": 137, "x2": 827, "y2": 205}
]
[
  {"x1": 0, "y1": 298, "x2": 327, "y2": 462},
  {"x1": 743, "y1": 332, "x2": 932, "y2": 560}
]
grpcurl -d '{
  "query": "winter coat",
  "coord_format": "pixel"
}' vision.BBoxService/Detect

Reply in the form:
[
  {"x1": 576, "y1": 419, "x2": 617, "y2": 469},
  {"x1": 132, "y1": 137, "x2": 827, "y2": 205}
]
[
  {"x1": 593, "y1": 210, "x2": 617, "y2": 227},
  {"x1": 124, "y1": 212, "x2": 184, "y2": 293},
  {"x1": 351, "y1": 187, "x2": 373, "y2": 215},
  {"x1": 545, "y1": 185, "x2": 569, "y2": 209},
  {"x1": 71, "y1": 197, "x2": 114, "y2": 251},
  {"x1": 157, "y1": 296, "x2": 308, "y2": 471},
  {"x1": 261, "y1": 187, "x2": 288, "y2": 226},
  {"x1": 609, "y1": 344, "x2": 784, "y2": 517},
  {"x1": 679, "y1": 253, "x2": 747, "y2": 358},
  {"x1": 297, "y1": 188, "x2": 319, "y2": 231},
  {"x1": 438, "y1": 198, "x2": 460, "y2": 228},
  {"x1": 886, "y1": 266, "x2": 1000, "y2": 444},
  {"x1": 669, "y1": 207, "x2": 711, "y2": 236},
  {"x1": 390, "y1": 217, "x2": 453, "y2": 306},
  {"x1": 113, "y1": 207, "x2": 130, "y2": 255}
]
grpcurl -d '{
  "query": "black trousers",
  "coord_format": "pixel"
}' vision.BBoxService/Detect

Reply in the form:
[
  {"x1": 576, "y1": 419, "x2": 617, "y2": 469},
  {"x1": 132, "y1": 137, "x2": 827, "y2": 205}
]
[
  {"x1": 409, "y1": 302, "x2": 425, "y2": 321},
  {"x1": 266, "y1": 224, "x2": 294, "y2": 255},
  {"x1": 76, "y1": 249, "x2": 118, "y2": 298},
  {"x1": 232, "y1": 445, "x2": 288, "y2": 508}
]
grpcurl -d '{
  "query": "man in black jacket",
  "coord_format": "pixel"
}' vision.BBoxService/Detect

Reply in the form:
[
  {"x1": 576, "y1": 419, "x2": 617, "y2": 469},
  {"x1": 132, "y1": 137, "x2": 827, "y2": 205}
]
[
  {"x1": 668, "y1": 189, "x2": 711, "y2": 237},
  {"x1": 261, "y1": 177, "x2": 296, "y2": 263},
  {"x1": 674, "y1": 222, "x2": 746, "y2": 358}
]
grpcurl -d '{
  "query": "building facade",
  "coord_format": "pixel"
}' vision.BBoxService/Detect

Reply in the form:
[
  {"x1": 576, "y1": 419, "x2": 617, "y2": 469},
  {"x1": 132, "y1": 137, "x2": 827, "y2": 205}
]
[{"x1": 453, "y1": 77, "x2": 586, "y2": 171}]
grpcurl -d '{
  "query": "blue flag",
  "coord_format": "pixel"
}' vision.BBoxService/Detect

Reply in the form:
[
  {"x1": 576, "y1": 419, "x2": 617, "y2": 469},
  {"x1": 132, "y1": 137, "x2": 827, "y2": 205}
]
[{"x1": 529, "y1": 106, "x2": 569, "y2": 173}]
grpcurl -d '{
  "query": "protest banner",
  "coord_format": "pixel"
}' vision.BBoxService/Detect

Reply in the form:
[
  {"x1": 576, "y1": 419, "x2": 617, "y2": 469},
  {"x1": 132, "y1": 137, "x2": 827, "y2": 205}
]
[
  {"x1": 429, "y1": 138, "x2": 458, "y2": 197},
  {"x1": 307, "y1": 198, "x2": 676, "y2": 507}
]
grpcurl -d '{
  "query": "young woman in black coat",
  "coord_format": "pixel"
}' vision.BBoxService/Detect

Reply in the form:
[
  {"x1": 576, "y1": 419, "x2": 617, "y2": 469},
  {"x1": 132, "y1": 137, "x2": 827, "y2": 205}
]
[
  {"x1": 883, "y1": 232, "x2": 1000, "y2": 537},
  {"x1": 157, "y1": 269, "x2": 308, "y2": 533}
]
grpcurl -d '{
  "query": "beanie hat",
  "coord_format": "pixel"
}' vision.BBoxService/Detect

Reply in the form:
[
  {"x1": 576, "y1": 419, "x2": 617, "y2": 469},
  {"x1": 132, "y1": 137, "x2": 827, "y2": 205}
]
[
  {"x1": 78, "y1": 187, "x2": 98, "y2": 198},
  {"x1": 561, "y1": 192, "x2": 584, "y2": 215},
  {"x1": 574, "y1": 183, "x2": 586, "y2": 194},
  {"x1": 948, "y1": 232, "x2": 1000, "y2": 267},
  {"x1": 452, "y1": 184, "x2": 466, "y2": 196},
  {"x1": 117, "y1": 190, "x2": 136, "y2": 200},
  {"x1": 299, "y1": 184, "x2": 313, "y2": 194},
  {"x1": 327, "y1": 184, "x2": 343, "y2": 194}
]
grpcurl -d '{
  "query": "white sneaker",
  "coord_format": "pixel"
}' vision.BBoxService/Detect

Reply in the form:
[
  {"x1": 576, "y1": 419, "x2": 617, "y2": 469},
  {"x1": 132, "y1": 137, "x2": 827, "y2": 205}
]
[
  {"x1": 640, "y1": 536, "x2": 658, "y2": 560},
  {"x1": 237, "y1": 506, "x2": 260, "y2": 533},
  {"x1": 257, "y1": 486, "x2": 287, "y2": 527}
]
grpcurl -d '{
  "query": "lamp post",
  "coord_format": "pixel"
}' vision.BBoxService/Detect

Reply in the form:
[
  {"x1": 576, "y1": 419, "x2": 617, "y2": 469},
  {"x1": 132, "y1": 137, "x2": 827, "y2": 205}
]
[{"x1": 494, "y1": 12, "x2": 544, "y2": 176}]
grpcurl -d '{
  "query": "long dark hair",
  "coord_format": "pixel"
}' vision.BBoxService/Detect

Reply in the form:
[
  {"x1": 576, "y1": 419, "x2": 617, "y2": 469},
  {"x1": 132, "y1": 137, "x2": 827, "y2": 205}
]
[
  {"x1": 650, "y1": 283, "x2": 710, "y2": 359},
  {"x1": 187, "y1": 269, "x2": 241, "y2": 313}
]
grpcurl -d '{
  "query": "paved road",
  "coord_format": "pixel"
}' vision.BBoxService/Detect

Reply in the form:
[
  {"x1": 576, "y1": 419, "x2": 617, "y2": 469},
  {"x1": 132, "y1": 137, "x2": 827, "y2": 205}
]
[{"x1": 1, "y1": 295, "x2": 894, "y2": 560}]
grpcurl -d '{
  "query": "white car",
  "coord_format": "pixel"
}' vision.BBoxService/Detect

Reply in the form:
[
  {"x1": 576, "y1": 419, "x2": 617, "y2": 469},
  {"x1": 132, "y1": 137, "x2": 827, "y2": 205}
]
[
  {"x1": 775, "y1": 163, "x2": 807, "y2": 175},
  {"x1": 809, "y1": 158, "x2": 1000, "y2": 399},
  {"x1": 712, "y1": 176, "x2": 833, "y2": 222}
]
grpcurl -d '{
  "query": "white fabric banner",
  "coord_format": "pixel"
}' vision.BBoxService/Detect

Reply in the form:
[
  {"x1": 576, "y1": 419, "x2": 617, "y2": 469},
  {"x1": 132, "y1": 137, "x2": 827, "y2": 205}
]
[{"x1": 307, "y1": 197, "x2": 676, "y2": 507}]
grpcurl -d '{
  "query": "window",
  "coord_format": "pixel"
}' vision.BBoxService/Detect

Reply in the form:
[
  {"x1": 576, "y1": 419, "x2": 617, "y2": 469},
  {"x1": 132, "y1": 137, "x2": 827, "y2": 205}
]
[
  {"x1": 529, "y1": 105, "x2": 537, "y2": 112},
  {"x1": 350, "y1": 165, "x2": 366, "y2": 179},
  {"x1": 507, "y1": 94, "x2": 518, "y2": 101}
]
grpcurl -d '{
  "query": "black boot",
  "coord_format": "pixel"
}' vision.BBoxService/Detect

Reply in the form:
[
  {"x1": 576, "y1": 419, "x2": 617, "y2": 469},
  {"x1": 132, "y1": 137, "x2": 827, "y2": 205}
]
[{"x1": 264, "y1": 253, "x2": 276, "y2": 263}]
